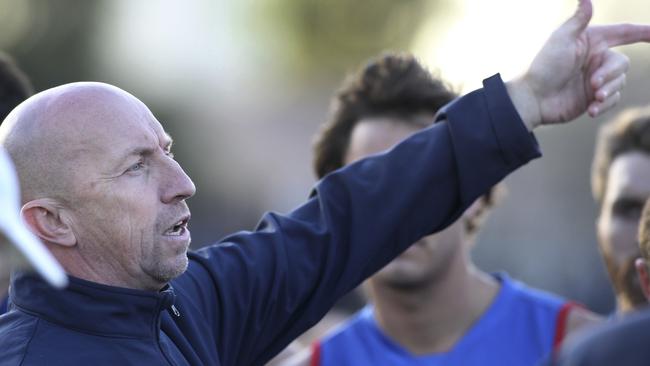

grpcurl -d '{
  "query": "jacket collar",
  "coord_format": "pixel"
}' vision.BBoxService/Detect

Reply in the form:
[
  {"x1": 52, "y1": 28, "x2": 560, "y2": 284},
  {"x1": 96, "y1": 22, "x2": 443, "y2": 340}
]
[{"x1": 9, "y1": 272, "x2": 176, "y2": 339}]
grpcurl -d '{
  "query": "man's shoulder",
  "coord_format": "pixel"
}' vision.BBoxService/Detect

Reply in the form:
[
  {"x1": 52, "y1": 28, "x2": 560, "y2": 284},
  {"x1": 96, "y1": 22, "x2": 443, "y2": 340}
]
[
  {"x1": 0, "y1": 309, "x2": 99, "y2": 365},
  {"x1": 1, "y1": 309, "x2": 171, "y2": 365},
  {"x1": 0, "y1": 310, "x2": 40, "y2": 365},
  {"x1": 495, "y1": 273, "x2": 604, "y2": 343},
  {"x1": 497, "y1": 273, "x2": 566, "y2": 310}
]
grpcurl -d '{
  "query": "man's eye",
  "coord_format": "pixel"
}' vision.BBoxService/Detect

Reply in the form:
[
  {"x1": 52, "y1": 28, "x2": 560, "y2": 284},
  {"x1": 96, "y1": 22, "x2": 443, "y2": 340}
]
[
  {"x1": 126, "y1": 161, "x2": 145, "y2": 173},
  {"x1": 613, "y1": 199, "x2": 644, "y2": 221}
]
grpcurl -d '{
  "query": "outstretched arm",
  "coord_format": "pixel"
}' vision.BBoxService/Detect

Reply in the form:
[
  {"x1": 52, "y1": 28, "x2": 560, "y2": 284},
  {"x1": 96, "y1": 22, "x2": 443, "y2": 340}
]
[
  {"x1": 171, "y1": 2, "x2": 650, "y2": 365},
  {"x1": 175, "y1": 77, "x2": 541, "y2": 366},
  {"x1": 508, "y1": 0, "x2": 650, "y2": 130}
]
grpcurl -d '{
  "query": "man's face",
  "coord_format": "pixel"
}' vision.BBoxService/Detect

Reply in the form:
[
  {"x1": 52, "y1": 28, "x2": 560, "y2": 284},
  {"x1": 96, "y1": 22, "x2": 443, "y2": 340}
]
[
  {"x1": 597, "y1": 151, "x2": 650, "y2": 310},
  {"x1": 344, "y1": 116, "x2": 464, "y2": 289},
  {"x1": 61, "y1": 90, "x2": 196, "y2": 290}
]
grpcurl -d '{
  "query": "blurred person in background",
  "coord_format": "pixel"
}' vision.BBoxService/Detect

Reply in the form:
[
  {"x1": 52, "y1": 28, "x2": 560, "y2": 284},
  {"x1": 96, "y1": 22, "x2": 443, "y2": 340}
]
[
  {"x1": 0, "y1": 146, "x2": 66, "y2": 297},
  {"x1": 0, "y1": 53, "x2": 33, "y2": 124},
  {"x1": 0, "y1": 52, "x2": 34, "y2": 311},
  {"x1": 549, "y1": 197, "x2": 650, "y2": 366},
  {"x1": 635, "y1": 193, "x2": 650, "y2": 302},
  {"x1": 1, "y1": 1, "x2": 648, "y2": 364},
  {"x1": 285, "y1": 52, "x2": 601, "y2": 366},
  {"x1": 592, "y1": 106, "x2": 650, "y2": 314}
]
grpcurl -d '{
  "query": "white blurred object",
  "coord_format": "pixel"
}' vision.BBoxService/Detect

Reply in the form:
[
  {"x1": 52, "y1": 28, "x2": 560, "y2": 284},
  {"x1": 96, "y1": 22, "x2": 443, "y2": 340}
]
[{"x1": 0, "y1": 146, "x2": 67, "y2": 288}]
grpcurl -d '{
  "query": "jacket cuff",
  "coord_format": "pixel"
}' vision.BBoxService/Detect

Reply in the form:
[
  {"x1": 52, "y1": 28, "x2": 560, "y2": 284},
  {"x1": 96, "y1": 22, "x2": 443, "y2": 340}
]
[
  {"x1": 434, "y1": 73, "x2": 541, "y2": 169},
  {"x1": 482, "y1": 73, "x2": 540, "y2": 167}
]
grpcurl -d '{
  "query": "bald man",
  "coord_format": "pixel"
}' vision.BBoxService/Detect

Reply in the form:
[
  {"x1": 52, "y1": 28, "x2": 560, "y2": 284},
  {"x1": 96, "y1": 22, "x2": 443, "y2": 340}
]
[
  {"x1": 2, "y1": 1, "x2": 650, "y2": 365},
  {"x1": 1, "y1": 84, "x2": 195, "y2": 289}
]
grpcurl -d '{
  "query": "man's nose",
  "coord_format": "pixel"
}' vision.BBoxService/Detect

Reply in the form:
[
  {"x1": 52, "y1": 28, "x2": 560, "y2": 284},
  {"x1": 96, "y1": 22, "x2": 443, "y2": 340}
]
[{"x1": 161, "y1": 159, "x2": 196, "y2": 203}]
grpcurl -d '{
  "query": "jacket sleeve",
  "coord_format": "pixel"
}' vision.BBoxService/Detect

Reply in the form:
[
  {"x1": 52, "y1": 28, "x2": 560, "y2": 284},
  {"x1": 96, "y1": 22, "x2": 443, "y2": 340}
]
[{"x1": 172, "y1": 74, "x2": 541, "y2": 365}]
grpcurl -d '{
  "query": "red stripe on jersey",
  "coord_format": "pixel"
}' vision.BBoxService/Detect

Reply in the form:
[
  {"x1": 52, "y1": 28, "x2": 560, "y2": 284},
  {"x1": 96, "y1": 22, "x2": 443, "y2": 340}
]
[
  {"x1": 310, "y1": 341, "x2": 321, "y2": 366},
  {"x1": 553, "y1": 301, "x2": 582, "y2": 350}
]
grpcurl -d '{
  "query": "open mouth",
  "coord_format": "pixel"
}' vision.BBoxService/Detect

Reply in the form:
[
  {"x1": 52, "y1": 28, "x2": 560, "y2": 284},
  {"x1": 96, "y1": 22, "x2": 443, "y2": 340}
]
[{"x1": 164, "y1": 216, "x2": 189, "y2": 236}]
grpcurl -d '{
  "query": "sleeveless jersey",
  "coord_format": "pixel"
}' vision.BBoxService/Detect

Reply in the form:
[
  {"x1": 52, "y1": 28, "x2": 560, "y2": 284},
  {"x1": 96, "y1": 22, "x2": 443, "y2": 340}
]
[{"x1": 312, "y1": 273, "x2": 576, "y2": 366}]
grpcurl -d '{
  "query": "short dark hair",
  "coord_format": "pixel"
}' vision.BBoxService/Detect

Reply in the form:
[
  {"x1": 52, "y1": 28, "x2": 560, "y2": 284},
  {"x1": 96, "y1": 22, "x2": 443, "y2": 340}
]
[
  {"x1": 313, "y1": 53, "x2": 457, "y2": 178},
  {"x1": 592, "y1": 106, "x2": 650, "y2": 205},
  {"x1": 0, "y1": 53, "x2": 33, "y2": 123},
  {"x1": 312, "y1": 52, "x2": 496, "y2": 235}
]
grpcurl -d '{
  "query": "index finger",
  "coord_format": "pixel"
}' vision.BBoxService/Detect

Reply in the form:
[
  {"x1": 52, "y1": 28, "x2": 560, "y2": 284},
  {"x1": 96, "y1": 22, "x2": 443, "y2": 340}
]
[{"x1": 592, "y1": 24, "x2": 650, "y2": 47}]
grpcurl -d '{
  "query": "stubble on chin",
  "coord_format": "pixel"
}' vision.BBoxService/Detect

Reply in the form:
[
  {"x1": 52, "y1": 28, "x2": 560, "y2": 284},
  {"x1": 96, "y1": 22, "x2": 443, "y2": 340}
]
[
  {"x1": 604, "y1": 254, "x2": 647, "y2": 309},
  {"x1": 145, "y1": 245, "x2": 190, "y2": 285}
]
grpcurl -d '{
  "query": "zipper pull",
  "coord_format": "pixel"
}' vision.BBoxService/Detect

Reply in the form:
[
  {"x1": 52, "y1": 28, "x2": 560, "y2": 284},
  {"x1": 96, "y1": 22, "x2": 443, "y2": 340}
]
[{"x1": 171, "y1": 304, "x2": 180, "y2": 318}]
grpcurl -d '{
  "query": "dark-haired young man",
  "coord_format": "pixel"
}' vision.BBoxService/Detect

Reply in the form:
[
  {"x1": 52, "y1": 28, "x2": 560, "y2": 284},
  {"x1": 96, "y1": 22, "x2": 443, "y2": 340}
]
[
  {"x1": 591, "y1": 106, "x2": 650, "y2": 314},
  {"x1": 291, "y1": 53, "x2": 601, "y2": 366}
]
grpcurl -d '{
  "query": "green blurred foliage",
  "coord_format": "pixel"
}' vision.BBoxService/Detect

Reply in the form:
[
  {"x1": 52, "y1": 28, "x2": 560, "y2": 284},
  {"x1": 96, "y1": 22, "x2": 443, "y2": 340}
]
[{"x1": 257, "y1": 0, "x2": 441, "y2": 78}]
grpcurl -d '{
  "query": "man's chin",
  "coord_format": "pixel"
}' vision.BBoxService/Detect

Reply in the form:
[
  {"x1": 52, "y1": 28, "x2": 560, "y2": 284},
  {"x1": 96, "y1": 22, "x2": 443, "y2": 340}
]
[
  {"x1": 149, "y1": 255, "x2": 189, "y2": 284},
  {"x1": 168, "y1": 255, "x2": 190, "y2": 279}
]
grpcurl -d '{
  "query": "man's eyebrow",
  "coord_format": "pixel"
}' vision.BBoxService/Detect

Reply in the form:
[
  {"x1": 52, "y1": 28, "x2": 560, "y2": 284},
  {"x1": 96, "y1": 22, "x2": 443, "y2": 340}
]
[{"x1": 118, "y1": 146, "x2": 155, "y2": 164}]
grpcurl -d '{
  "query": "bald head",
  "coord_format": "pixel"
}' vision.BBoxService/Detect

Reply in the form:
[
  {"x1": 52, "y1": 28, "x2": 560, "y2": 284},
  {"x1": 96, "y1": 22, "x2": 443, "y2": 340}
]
[
  {"x1": 0, "y1": 82, "x2": 151, "y2": 204},
  {"x1": 0, "y1": 82, "x2": 196, "y2": 289}
]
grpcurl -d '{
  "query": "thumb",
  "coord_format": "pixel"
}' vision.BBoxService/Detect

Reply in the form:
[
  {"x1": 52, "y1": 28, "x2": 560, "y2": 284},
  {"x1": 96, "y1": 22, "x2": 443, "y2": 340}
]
[{"x1": 561, "y1": 0, "x2": 593, "y2": 36}]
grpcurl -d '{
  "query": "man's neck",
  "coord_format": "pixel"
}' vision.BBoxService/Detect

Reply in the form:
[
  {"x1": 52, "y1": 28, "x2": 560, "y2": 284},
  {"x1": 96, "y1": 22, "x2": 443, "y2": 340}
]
[
  {"x1": 57, "y1": 249, "x2": 161, "y2": 291},
  {"x1": 370, "y1": 261, "x2": 500, "y2": 355}
]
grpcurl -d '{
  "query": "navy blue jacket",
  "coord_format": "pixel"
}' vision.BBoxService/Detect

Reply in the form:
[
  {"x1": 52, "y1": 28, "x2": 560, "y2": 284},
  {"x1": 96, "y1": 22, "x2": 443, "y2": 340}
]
[
  {"x1": 0, "y1": 75, "x2": 540, "y2": 365},
  {"x1": 548, "y1": 309, "x2": 650, "y2": 366}
]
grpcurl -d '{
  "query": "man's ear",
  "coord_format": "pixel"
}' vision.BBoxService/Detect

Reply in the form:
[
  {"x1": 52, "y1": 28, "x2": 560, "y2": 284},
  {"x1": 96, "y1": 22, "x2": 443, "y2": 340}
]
[
  {"x1": 634, "y1": 257, "x2": 650, "y2": 303},
  {"x1": 461, "y1": 198, "x2": 485, "y2": 235},
  {"x1": 21, "y1": 199, "x2": 76, "y2": 248}
]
